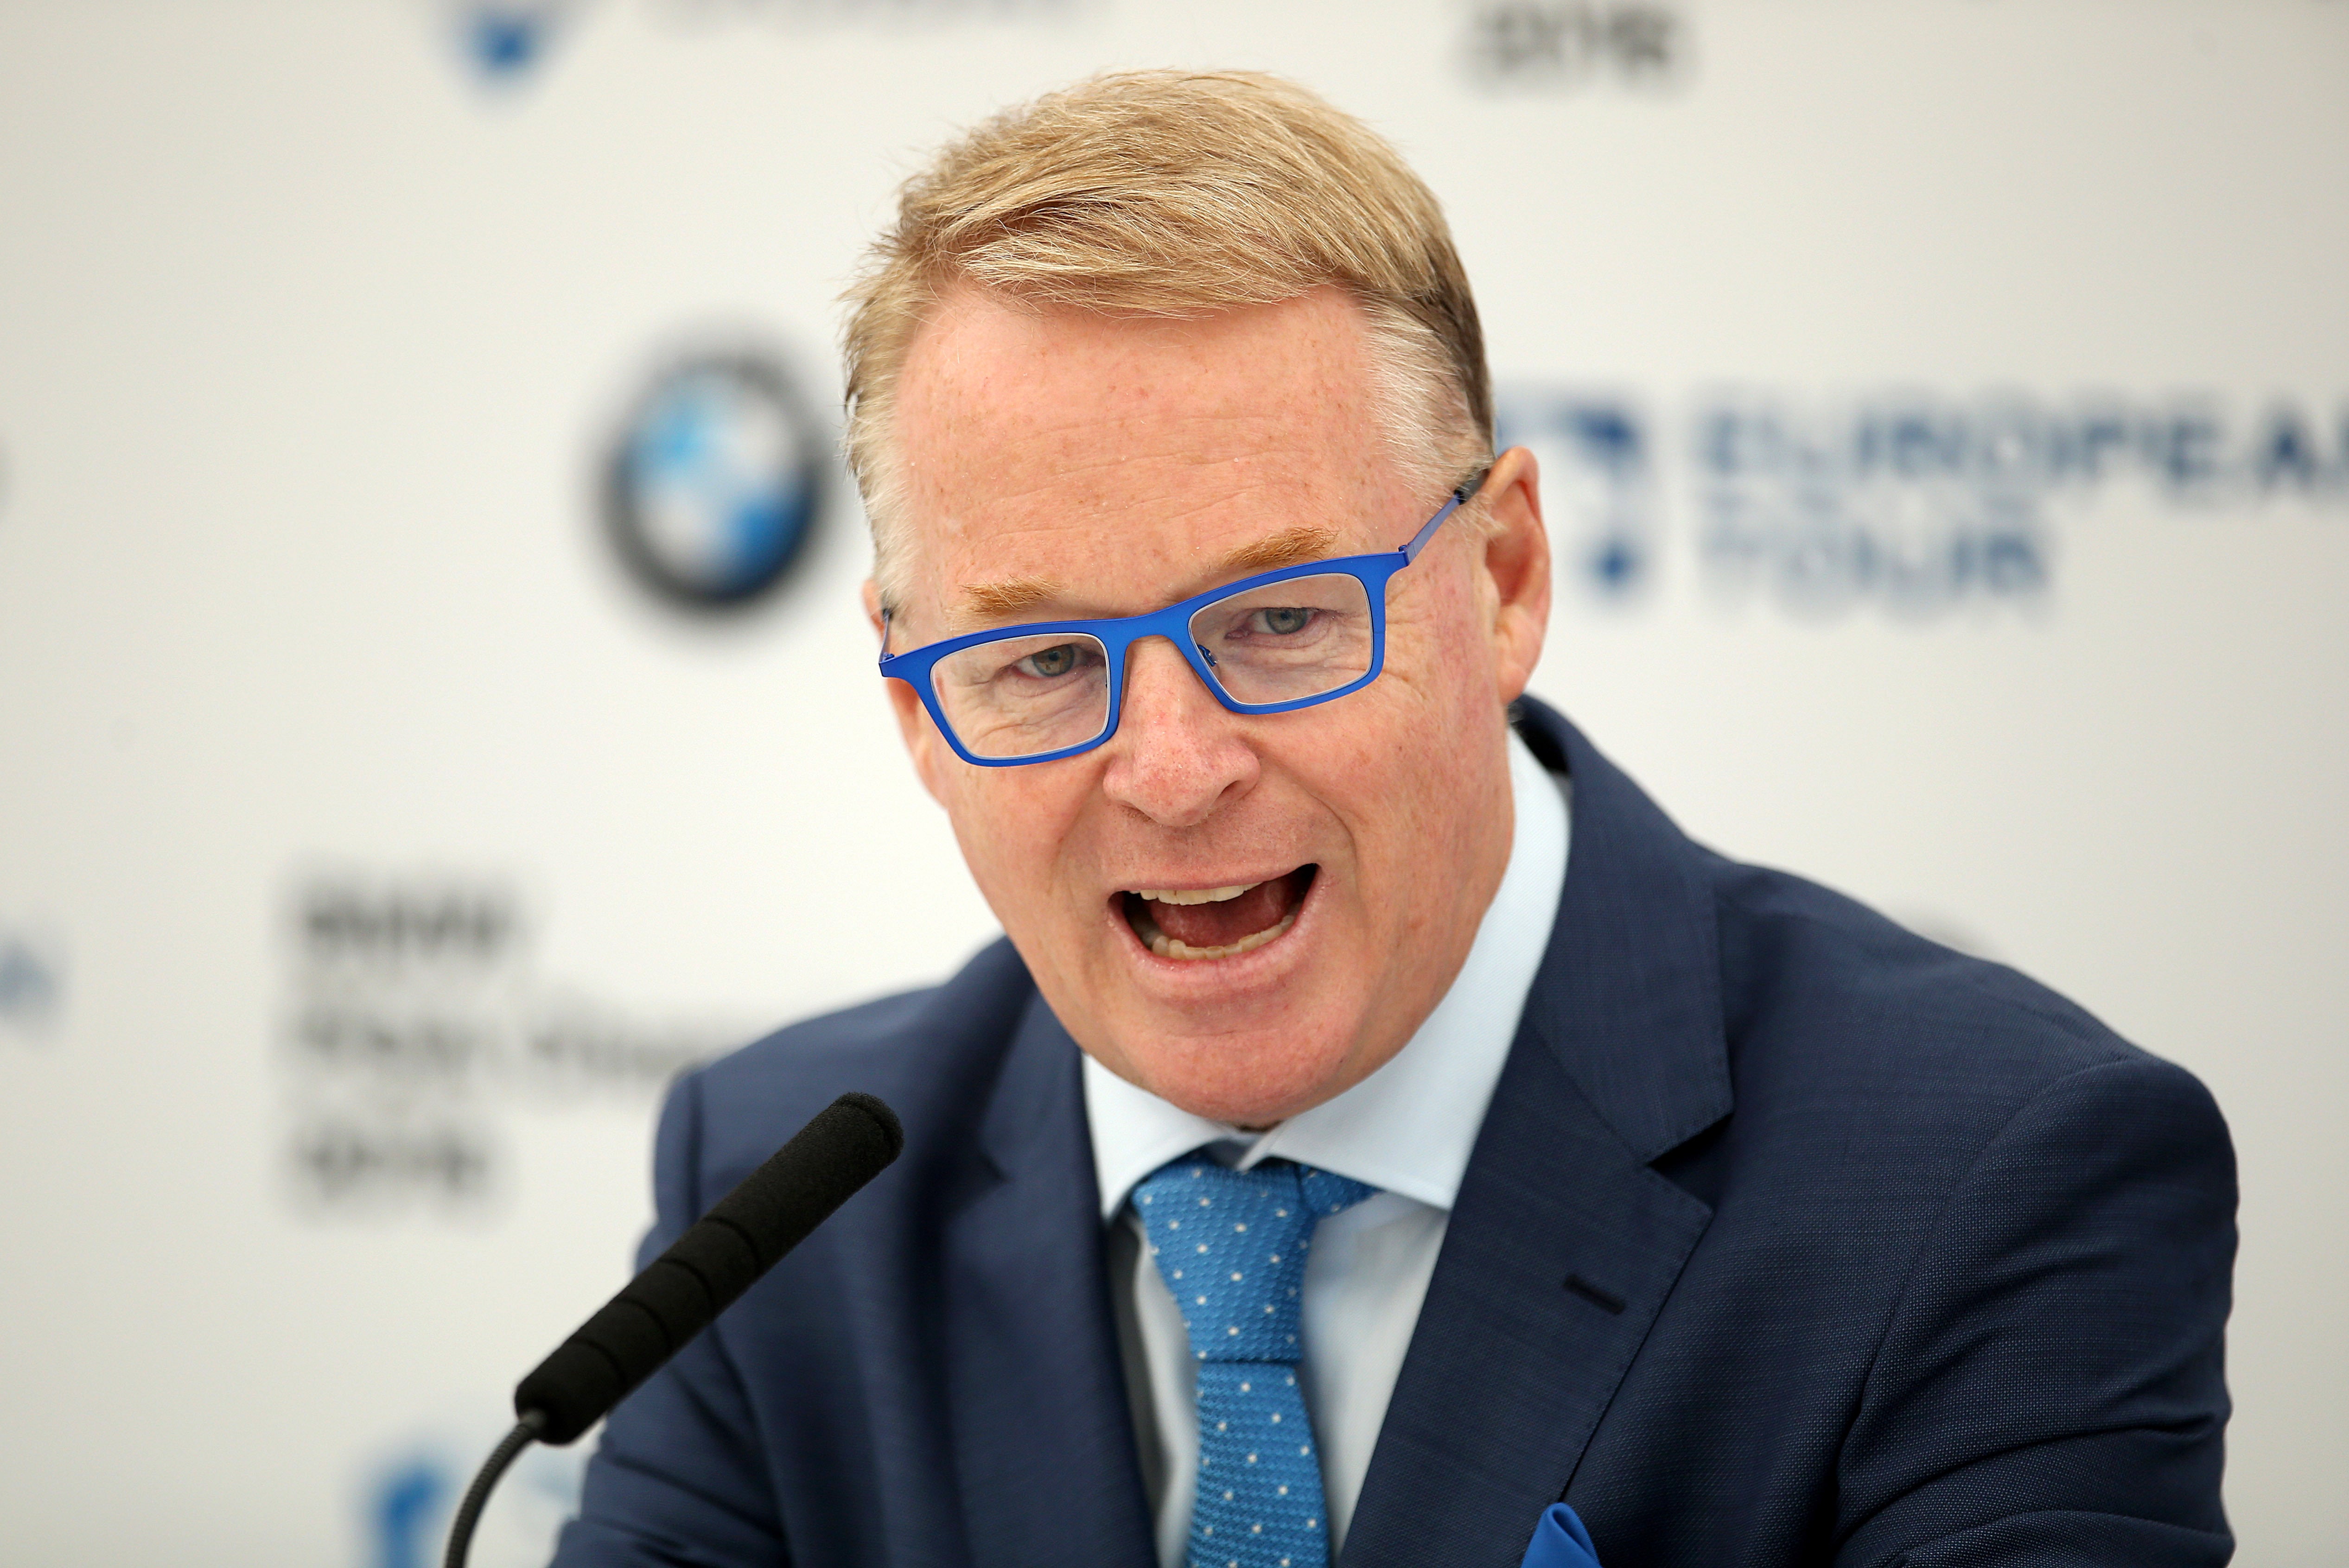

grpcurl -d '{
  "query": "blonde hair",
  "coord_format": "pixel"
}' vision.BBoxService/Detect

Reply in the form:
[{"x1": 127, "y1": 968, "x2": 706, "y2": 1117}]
[{"x1": 841, "y1": 69, "x2": 1494, "y2": 604}]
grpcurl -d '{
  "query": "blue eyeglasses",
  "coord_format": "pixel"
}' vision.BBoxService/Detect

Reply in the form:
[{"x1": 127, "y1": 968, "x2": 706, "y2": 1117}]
[{"x1": 878, "y1": 467, "x2": 1489, "y2": 767}]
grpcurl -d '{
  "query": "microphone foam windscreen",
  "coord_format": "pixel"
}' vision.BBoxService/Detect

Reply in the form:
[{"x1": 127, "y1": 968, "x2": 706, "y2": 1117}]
[{"x1": 515, "y1": 1091, "x2": 903, "y2": 1444}]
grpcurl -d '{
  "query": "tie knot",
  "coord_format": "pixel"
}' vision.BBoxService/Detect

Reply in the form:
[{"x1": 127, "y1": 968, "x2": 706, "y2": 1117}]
[{"x1": 1130, "y1": 1156, "x2": 1377, "y2": 1364}]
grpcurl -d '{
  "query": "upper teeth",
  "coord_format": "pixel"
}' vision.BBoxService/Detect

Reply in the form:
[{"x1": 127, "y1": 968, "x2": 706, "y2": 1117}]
[{"x1": 1133, "y1": 883, "x2": 1260, "y2": 905}]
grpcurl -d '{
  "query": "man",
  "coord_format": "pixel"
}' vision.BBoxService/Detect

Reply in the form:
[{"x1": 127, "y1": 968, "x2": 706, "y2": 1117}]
[{"x1": 554, "y1": 71, "x2": 2233, "y2": 1568}]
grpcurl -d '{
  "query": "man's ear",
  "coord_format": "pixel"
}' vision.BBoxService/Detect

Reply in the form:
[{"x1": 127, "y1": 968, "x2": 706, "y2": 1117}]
[
  {"x1": 865, "y1": 578, "x2": 952, "y2": 807},
  {"x1": 1474, "y1": 446, "x2": 1552, "y2": 705}
]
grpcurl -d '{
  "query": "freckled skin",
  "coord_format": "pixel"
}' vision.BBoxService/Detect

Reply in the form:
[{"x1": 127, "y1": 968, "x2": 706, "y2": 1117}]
[{"x1": 870, "y1": 284, "x2": 1552, "y2": 1126}]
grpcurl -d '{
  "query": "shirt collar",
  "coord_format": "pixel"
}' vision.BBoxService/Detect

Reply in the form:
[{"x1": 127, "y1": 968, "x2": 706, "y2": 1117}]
[{"x1": 1084, "y1": 729, "x2": 1571, "y2": 1219}]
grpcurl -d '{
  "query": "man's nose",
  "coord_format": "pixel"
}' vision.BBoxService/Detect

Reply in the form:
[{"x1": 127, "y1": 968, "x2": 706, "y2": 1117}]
[{"x1": 1097, "y1": 636, "x2": 1260, "y2": 828}]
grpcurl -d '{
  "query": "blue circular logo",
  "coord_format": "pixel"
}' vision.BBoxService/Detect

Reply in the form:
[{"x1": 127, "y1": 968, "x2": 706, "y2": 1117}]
[{"x1": 604, "y1": 353, "x2": 826, "y2": 611}]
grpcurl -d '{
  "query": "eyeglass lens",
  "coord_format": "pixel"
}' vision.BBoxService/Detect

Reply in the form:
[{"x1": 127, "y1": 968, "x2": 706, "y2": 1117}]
[{"x1": 928, "y1": 572, "x2": 1376, "y2": 759}]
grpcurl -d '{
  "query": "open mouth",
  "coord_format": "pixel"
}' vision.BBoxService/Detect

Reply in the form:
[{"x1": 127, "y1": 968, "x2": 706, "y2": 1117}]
[{"x1": 1121, "y1": 867, "x2": 1317, "y2": 962}]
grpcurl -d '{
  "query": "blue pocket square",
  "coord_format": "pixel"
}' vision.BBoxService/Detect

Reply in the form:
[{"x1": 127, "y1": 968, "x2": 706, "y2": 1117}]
[{"x1": 1519, "y1": 1503, "x2": 1602, "y2": 1568}]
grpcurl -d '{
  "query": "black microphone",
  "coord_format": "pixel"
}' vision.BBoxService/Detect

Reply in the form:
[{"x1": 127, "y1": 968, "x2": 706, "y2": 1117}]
[{"x1": 443, "y1": 1091, "x2": 904, "y2": 1568}]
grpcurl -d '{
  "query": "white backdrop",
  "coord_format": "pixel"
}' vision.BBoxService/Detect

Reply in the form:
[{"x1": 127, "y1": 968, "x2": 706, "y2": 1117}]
[{"x1": 1, "y1": 2, "x2": 2343, "y2": 1563}]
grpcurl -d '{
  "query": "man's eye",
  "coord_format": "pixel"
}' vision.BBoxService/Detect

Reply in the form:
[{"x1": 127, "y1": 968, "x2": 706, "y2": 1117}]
[
  {"x1": 1252, "y1": 607, "x2": 1313, "y2": 635},
  {"x1": 1015, "y1": 643, "x2": 1082, "y2": 678}
]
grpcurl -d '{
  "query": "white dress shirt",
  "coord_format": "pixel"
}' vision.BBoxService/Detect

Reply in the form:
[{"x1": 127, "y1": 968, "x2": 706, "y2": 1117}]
[{"x1": 1084, "y1": 731, "x2": 1571, "y2": 1568}]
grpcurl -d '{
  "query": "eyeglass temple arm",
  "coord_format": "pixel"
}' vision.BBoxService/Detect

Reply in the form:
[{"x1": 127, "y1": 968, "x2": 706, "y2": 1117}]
[{"x1": 1400, "y1": 463, "x2": 1494, "y2": 563}]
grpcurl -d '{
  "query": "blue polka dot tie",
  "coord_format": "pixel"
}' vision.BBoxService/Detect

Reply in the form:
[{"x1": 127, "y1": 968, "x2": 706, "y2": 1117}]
[{"x1": 1132, "y1": 1156, "x2": 1377, "y2": 1568}]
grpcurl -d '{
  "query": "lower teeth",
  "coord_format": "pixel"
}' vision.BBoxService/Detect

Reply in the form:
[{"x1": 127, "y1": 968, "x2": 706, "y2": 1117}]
[{"x1": 1144, "y1": 909, "x2": 1297, "y2": 962}]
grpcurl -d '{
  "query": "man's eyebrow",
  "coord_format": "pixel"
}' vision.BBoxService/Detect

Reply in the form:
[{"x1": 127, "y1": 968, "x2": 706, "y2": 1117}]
[
  {"x1": 1220, "y1": 524, "x2": 1340, "y2": 577},
  {"x1": 952, "y1": 524, "x2": 1340, "y2": 622},
  {"x1": 959, "y1": 576, "x2": 1065, "y2": 618}
]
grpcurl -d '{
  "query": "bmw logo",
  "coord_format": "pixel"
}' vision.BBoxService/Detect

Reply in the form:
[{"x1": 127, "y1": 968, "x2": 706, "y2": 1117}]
[{"x1": 603, "y1": 351, "x2": 828, "y2": 612}]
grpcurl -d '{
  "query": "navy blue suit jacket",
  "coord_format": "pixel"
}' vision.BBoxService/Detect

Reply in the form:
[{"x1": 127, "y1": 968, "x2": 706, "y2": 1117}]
[{"x1": 554, "y1": 701, "x2": 2234, "y2": 1568}]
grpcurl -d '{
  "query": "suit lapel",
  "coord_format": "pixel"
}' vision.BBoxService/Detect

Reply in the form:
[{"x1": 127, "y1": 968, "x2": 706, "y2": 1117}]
[
  {"x1": 1342, "y1": 703, "x2": 1733, "y2": 1568},
  {"x1": 942, "y1": 991, "x2": 1158, "y2": 1568}
]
